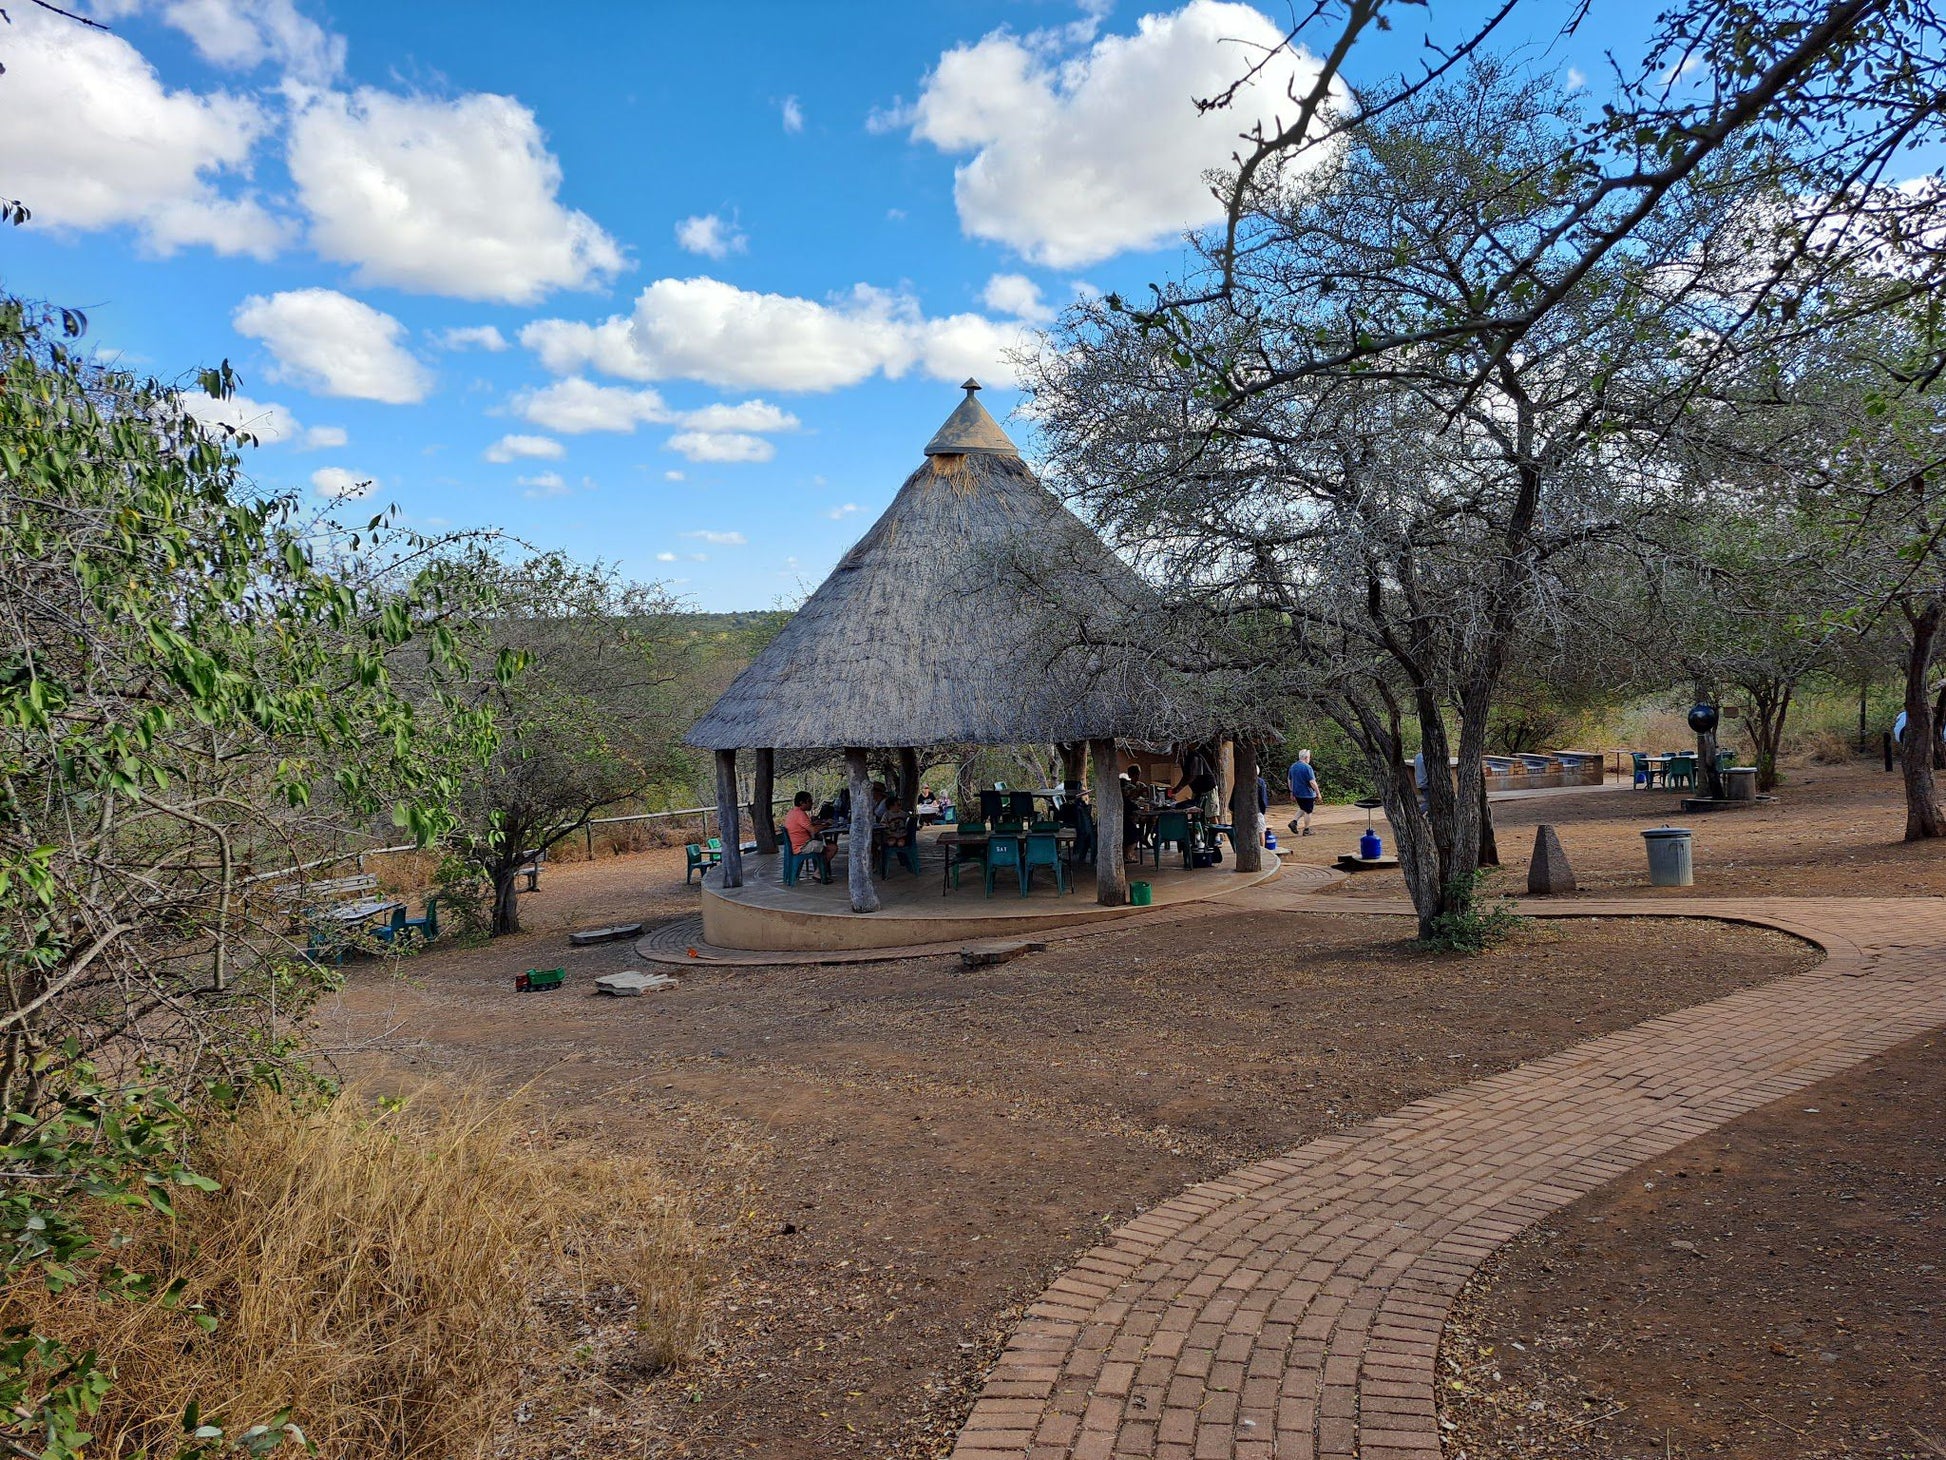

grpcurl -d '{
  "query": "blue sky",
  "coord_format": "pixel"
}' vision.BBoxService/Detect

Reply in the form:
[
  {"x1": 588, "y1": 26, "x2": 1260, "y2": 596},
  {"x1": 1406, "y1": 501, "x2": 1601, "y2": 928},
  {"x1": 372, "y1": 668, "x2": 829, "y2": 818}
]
[{"x1": 0, "y1": 0, "x2": 1648, "y2": 610}]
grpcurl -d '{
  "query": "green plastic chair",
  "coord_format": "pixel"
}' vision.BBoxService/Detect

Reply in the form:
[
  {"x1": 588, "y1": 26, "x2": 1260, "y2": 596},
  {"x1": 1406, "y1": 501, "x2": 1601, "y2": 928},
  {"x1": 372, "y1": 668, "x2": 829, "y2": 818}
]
[
  {"x1": 1665, "y1": 755, "x2": 1697, "y2": 791},
  {"x1": 1022, "y1": 832, "x2": 1068, "y2": 895},
  {"x1": 400, "y1": 896, "x2": 439, "y2": 943},
  {"x1": 371, "y1": 904, "x2": 409, "y2": 948},
  {"x1": 1630, "y1": 751, "x2": 1651, "y2": 788},
  {"x1": 781, "y1": 837, "x2": 828, "y2": 886},
  {"x1": 1714, "y1": 749, "x2": 1735, "y2": 776},
  {"x1": 1151, "y1": 811, "x2": 1194, "y2": 868},
  {"x1": 684, "y1": 843, "x2": 718, "y2": 884},
  {"x1": 945, "y1": 825, "x2": 989, "y2": 892},
  {"x1": 984, "y1": 833, "x2": 1025, "y2": 897}
]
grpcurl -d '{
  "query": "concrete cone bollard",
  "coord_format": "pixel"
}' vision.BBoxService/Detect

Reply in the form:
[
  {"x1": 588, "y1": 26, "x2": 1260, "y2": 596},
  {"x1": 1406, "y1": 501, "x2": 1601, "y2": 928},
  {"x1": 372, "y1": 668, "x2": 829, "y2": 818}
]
[{"x1": 1527, "y1": 824, "x2": 1576, "y2": 895}]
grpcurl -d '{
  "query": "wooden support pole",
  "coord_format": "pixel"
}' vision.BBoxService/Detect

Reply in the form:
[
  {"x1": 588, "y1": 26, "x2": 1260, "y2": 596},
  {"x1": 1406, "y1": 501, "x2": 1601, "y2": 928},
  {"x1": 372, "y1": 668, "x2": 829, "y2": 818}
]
[
  {"x1": 1059, "y1": 741, "x2": 1086, "y2": 789},
  {"x1": 713, "y1": 749, "x2": 743, "y2": 889},
  {"x1": 845, "y1": 747, "x2": 880, "y2": 913},
  {"x1": 1089, "y1": 737, "x2": 1126, "y2": 906},
  {"x1": 752, "y1": 748, "x2": 778, "y2": 854},
  {"x1": 898, "y1": 746, "x2": 920, "y2": 810},
  {"x1": 1231, "y1": 740, "x2": 1263, "y2": 873}
]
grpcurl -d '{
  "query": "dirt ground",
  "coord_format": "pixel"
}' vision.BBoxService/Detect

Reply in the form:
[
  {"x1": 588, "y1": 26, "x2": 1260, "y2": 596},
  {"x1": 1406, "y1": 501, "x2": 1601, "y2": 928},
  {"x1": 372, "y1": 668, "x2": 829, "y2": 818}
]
[
  {"x1": 1276, "y1": 759, "x2": 1946, "y2": 900},
  {"x1": 1440, "y1": 1029, "x2": 1946, "y2": 1458},
  {"x1": 320, "y1": 843, "x2": 1819, "y2": 1459}
]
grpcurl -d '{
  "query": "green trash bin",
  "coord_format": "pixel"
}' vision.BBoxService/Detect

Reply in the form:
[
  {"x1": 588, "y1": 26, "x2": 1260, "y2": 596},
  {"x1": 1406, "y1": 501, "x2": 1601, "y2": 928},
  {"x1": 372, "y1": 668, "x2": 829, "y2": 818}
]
[{"x1": 1129, "y1": 881, "x2": 1153, "y2": 906}]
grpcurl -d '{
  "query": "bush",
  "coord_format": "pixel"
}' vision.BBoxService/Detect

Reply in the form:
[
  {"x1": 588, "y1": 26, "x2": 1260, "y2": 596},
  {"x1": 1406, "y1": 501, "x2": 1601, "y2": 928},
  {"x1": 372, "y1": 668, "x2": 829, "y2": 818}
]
[
  {"x1": 2, "y1": 1084, "x2": 705, "y2": 1459},
  {"x1": 1419, "y1": 869, "x2": 1523, "y2": 954},
  {"x1": 430, "y1": 855, "x2": 493, "y2": 943}
]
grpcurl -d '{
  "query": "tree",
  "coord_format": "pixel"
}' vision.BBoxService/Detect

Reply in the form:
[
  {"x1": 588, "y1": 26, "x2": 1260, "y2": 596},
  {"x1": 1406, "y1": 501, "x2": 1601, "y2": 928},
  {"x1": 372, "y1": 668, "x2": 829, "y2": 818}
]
[
  {"x1": 1027, "y1": 66, "x2": 1702, "y2": 938},
  {"x1": 1178, "y1": 0, "x2": 1946, "y2": 400},
  {"x1": 0, "y1": 294, "x2": 494, "y2": 1452},
  {"x1": 442, "y1": 554, "x2": 687, "y2": 936}
]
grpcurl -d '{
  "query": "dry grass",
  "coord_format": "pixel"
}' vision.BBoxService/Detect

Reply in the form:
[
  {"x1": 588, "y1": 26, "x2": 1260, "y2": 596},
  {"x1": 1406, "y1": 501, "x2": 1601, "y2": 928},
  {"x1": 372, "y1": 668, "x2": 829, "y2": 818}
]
[{"x1": 4, "y1": 1084, "x2": 705, "y2": 1459}]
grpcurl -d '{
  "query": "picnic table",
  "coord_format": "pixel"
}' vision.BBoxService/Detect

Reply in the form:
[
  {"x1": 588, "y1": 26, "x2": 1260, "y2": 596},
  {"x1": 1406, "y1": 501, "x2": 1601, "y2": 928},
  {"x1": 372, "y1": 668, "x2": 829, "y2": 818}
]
[
  {"x1": 324, "y1": 896, "x2": 406, "y2": 924},
  {"x1": 937, "y1": 827, "x2": 1077, "y2": 896}
]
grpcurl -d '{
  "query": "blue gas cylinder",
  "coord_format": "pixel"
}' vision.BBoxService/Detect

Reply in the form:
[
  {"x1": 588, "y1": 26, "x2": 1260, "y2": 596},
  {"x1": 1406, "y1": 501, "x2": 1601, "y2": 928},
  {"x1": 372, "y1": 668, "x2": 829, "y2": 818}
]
[
  {"x1": 1359, "y1": 829, "x2": 1383, "y2": 860},
  {"x1": 1264, "y1": 830, "x2": 1278, "y2": 850}
]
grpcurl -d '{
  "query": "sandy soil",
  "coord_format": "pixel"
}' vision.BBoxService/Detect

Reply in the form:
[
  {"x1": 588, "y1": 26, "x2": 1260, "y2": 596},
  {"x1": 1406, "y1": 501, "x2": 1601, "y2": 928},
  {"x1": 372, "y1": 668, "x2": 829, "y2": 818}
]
[
  {"x1": 1274, "y1": 760, "x2": 1946, "y2": 901},
  {"x1": 1441, "y1": 1029, "x2": 1946, "y2": 1457},
  {"x1": 319, "y1": 846, "x2": 1818, "y2": 1459}
]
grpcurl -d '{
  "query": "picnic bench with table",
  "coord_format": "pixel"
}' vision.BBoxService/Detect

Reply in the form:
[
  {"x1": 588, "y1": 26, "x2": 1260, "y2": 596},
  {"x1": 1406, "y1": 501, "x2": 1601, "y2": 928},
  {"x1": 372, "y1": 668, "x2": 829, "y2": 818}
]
[{"x1": 938, "y1": 825, "x2": 1078, "y2": 897}]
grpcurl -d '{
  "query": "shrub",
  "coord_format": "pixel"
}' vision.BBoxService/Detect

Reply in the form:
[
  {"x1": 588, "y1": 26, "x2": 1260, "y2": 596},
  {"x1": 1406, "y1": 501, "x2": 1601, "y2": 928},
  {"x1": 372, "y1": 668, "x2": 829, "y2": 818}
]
[
  {"x1": 1419, "y1": 869, "x2": 1523, "y2": 954},
  {"x1": 2, "y1": 1084, "x2": 705, "y2": 1459}
]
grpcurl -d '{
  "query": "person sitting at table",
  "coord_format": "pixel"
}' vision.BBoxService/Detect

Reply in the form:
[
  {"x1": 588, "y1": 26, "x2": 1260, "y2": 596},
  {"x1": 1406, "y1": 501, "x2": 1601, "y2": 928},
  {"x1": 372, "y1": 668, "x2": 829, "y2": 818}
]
[
  {"x1": 869, "y1": 781, "x2": 890, "y2": 822},
  {"x1": 1121, "y1": 772, "x2": 1147, "y2": 852},
  {"x1": 915, "y1": 785, "x2": 942, "y2": 823},
  {"x1": 878, "y1": 791, "x2": 912, "y2": 851},
  {"x1": 1169, "y1": 743, "x2": 1220, "y2": 824},
  {"x1": 783, "y1": 790, "x2": 834, "y2": 877}
]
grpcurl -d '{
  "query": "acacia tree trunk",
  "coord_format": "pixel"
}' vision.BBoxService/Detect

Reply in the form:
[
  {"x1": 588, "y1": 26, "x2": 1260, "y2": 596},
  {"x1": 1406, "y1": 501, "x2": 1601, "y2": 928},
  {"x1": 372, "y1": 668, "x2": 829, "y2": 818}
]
[
  {"x1": 1476, "y1": 777, "x2": 1499, "y2": 867},
  {"x1": 1230, "y1": 740, "x2": 1263, "y2": 873},
  {"x1": 1743, "y1": 677, "x2": 1793, "y2": 792},
  {"x1": 845, "y1": 747, "x2": 880, "y2": 912},
  {"x1": 1900, "y1": 601, "x2": 1945, "y2": 840},
  {"x1": 898, "y1": 747, "x2": 920, "y2": 809},
  {"x1": 1089, "y1": 738, "x2": 1126, "y2": 906},
  {"x1": 751, "y1": 748, "x2": 778, "y2": 854},
  {"x1": 713, "y1": 749, "x2": 743, "y2": 888},
  {"x1": 1933, "y1": 681, "x2": 1946, "y2": 772},
  {"x1": 490, "y1": 861, "x2": 522, "y2": 937}
]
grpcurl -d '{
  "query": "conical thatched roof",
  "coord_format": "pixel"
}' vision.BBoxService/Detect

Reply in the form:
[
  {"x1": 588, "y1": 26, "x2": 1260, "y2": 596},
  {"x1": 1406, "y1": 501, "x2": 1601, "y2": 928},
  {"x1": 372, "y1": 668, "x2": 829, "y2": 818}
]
[{"x1": 685, "y1": 383, "x2": 1190, "y2": 752}]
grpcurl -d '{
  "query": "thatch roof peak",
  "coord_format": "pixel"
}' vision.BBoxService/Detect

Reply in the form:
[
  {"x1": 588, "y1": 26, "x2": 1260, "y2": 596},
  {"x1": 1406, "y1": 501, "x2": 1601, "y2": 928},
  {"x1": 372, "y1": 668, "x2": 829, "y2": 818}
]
[
  {"x1": 684, "y1": 401, "x2": 1197, "y2": 752},
  {"x1": 923, "y1": 379, "x2": 1019, "y2": 458}
]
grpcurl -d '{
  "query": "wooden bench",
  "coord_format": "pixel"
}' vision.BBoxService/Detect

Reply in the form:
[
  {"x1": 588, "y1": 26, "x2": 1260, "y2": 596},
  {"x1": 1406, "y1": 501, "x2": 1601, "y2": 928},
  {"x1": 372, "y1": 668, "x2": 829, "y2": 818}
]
[
  {"x1": 274, "y1": 872, "x2": 378, "y2": 904},
  {"x1": 515, "y1": 848, "x2": 547, "y2": 892}
]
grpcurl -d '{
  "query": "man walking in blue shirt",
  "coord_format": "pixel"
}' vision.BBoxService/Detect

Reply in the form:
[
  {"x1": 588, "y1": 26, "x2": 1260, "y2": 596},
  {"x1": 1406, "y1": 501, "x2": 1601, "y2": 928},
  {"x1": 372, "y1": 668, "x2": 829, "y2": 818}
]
[{"x1": 1287, "y1": 750, "x2": 1321, "y2": 836}]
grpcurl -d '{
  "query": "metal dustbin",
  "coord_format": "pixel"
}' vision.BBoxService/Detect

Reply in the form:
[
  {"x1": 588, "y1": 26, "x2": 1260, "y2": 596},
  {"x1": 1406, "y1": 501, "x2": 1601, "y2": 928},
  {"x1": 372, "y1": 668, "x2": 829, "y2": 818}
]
[
  {"x1": 1724, "y1": 767, "x2": 1758, "y2": 802},
  {"x1": 1641, "y1": 825, "x2": 1694, "y2": 887}
]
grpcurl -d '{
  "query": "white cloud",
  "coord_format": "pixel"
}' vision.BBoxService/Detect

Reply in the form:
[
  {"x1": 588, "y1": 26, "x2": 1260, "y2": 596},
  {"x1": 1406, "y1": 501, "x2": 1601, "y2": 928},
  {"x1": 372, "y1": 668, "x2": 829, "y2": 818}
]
[
  {"x1": 679, "y1": 400, "x2": 800, "y2": 433},
  {"x1": 176, "y1": 389, "x2": 296, "y2": 442},
  {"x1": 484, "y1": 433, "x2": 565, "y2": 462},
  {"x1": 1566, "y1": 66, "x2": 1587, "y2": 91},
  {"x1": 438, "y1": 324, "x2": 509, "y2": 352},
  {"x1": 513, "y1": 378, "x2": 671, "y2": 433},
  {"x1": 917, "y1": 311, "x2": 1038, "y2": 386},
  {"x1": 781, "y1": 95, "x2": 804, "y2": 133},
  {"x1": 664, "y1": 469, "x2": 686, "y2": 482},
  {"x1": 684, "y1": 529, "x2": 747, "y2": 545},
  {"x1": 518, "y1": 470, "x2": 570, "y2": 498},
  {"x1": 667, "y1": 432, "x2": 775, "y2": 464},
  {"x1": 827, "y1": 502, "x2": 860, "y2": 519},
  {"x1": 675, "y1": 213, "x2": 747, "y2": 259},
  {"x1": 311, "y1": 465, "x2": 376, "y2": 500},
  {"x1": 286, "y1": 88, "x2": 627, "y2": 303},
  {"x1": 656, "y1": 551, "x2": 678, "y2": 562},
  {"x1": 233, "y1": 289, "x2": 433, "y2": 403},
  {"x1": 157, "y1": 0, "x2": 345, "y2": 81},
  {"x1": 904, "y1": 0, "x2": 1340, "y2": 267},
  {"x1": 301, "y1": 424, "x2": 348, "y2": 449},
  {"x1": 0, "y1": 4, "x2": 284, "y2": 257},
  {"x1": 983, "y1": 272, "x2": 1056, "y2": 323},
  {"x1": 522, "y1": 276, "x2": 1034, "y2": 391}
]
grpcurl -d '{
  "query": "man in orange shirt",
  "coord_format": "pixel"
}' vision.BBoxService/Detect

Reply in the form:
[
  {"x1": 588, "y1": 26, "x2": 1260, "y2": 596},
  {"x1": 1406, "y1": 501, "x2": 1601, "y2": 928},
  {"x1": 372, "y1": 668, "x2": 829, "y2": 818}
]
[{"x1": 783, "y1": 791, "x2": 834, "y2": 878}]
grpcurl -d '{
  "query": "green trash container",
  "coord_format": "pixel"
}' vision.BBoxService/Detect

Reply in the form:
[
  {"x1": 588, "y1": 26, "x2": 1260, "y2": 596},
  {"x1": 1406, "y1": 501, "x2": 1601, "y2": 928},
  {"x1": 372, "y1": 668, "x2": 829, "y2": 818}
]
[
  {"x1": 1129, "y1": 881, "x2": 1153, "y2": 906},
  {"x1": 1641, "y1": 826, "x2": 1693, "y2": 887}
]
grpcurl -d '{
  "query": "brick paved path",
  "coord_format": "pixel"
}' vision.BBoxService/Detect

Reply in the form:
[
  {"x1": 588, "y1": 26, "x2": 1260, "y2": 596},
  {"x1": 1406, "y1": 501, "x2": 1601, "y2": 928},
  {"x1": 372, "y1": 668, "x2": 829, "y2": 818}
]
[{"x1": 951, "y1": 895, "x2": 1946, "y2": 1460}]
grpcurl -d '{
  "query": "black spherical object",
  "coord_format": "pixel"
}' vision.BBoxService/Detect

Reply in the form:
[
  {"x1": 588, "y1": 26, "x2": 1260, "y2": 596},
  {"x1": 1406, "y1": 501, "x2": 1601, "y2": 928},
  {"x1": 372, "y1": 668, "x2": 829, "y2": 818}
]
[{"x1": 1687, "y1": 701, "x2": 1720, "y2": 734}]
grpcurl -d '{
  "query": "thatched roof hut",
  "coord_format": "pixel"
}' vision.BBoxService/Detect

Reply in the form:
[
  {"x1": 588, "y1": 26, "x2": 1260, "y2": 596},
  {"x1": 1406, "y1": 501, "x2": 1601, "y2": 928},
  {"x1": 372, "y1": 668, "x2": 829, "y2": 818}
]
[{"x1": 687, "y1": 381, "x2": 1214, "y2": 911}]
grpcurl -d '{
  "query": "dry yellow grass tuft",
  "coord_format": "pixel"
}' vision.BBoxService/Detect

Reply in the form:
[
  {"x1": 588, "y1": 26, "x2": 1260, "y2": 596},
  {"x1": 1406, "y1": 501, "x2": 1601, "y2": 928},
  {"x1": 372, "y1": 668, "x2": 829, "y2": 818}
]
[{"x1": 3, "y1": 1084, "x2": 705, "y2": 1459}]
